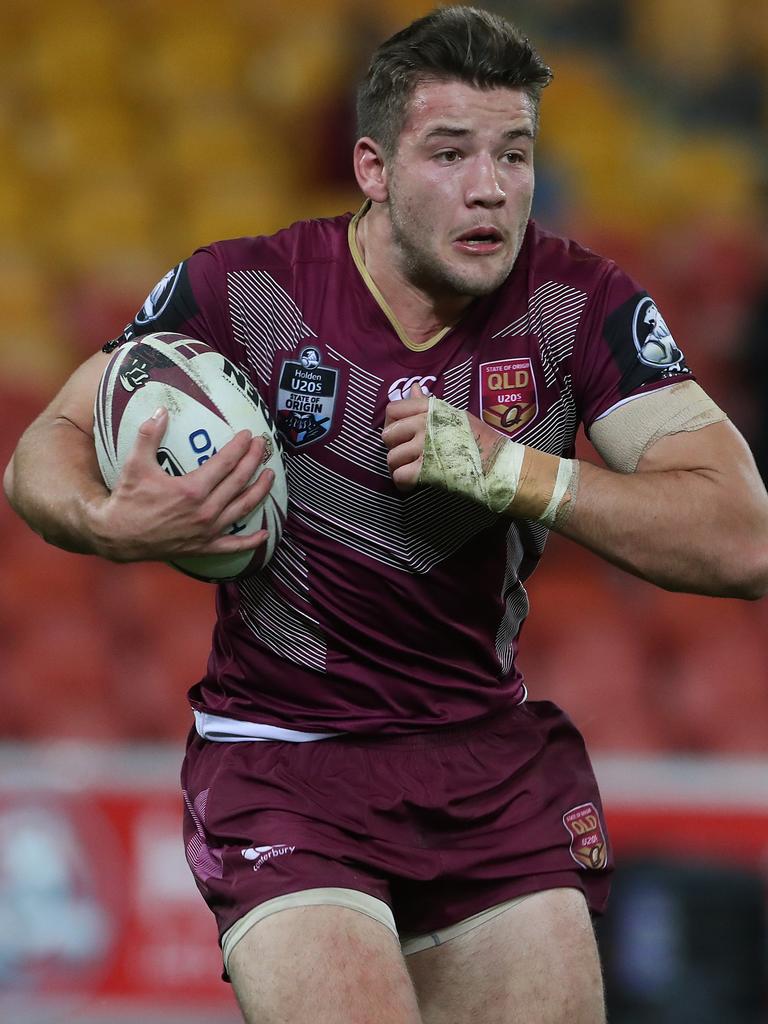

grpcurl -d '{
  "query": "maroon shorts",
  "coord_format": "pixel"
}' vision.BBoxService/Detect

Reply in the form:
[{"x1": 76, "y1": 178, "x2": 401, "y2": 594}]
[{"x1": 180, "y1": 699, "x2": 613, "y2": 945}]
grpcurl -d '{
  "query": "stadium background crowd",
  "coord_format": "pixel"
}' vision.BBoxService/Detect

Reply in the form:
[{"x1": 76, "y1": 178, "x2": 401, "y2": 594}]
[{"x1": 2, "y1": 0, "x2": 768, "y2": 755}]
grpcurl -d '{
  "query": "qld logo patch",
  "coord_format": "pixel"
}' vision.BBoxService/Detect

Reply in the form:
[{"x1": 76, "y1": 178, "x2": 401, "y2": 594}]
[
  {"x1": 276, "y1": 347, "x2": 338, "y2": 448},
  {"x1": 563, "y1": 802, "x2": 608, "y2": 870},
  {"x1": 480, "y1": 358, "x2": 538, "y2": 438}
]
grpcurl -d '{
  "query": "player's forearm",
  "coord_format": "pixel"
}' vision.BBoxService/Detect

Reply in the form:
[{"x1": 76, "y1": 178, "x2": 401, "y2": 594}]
[
  {"x1": 4, "y1": 417, "x2": 109, "y2": 556},
  {"x1": 554, "y1": 460, "x2": 768, "y2": 598},
  {"x1": 405, "y1": 397, "x2": 768, "y2": 599}
]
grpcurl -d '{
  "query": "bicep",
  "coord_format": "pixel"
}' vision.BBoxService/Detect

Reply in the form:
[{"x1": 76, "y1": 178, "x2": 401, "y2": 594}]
[
  {"x1": 636, "y1": 420, "x2": 768, "y2": 575},
  {"x1": 589, "y1": 378, "x2": 767, "y2": 502},
  {"x1": 588, "y1": 380, "x2": 728, "y2": 474},
  {"x1": 4, "y1": 351, "x2": 113, "y2": 506},
  {"x1": 31, "y1": 350, "x2": 115, "y2": 437},
  {"x1": 637, "y1": 418, "x2": 762, "y2": 482}
]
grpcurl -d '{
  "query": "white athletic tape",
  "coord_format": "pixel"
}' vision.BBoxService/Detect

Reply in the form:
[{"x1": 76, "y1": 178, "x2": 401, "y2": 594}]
[
  {"x1": 420, "y1": 396, "x2": 523, "y2": 510},
  {"x1": 419, "y1": 396, "x2": 574, "y2": 525},
  {"x1": 420, "y1": 396, "x2": 483, "y2": 501},
  {"x1": 484, "y1": 435, "x2": 526, "y2": 513},
  {"x1": 539, "y1": 456, "x2": 576, "y2": 527},
  {"x1": 222, "y1": 888, "x2": 398, "y2": 973}
]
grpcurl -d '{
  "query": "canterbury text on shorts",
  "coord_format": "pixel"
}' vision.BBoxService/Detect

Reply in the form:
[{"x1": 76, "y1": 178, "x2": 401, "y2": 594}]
[{"x1": 180, "y1": 699, "x2": 613, "y2": 974}]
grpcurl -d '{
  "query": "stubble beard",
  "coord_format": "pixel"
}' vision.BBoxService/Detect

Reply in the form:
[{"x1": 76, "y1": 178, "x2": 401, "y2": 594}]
[{"x1": 388, "y1": 192, "x2": 523, "y2": 300}]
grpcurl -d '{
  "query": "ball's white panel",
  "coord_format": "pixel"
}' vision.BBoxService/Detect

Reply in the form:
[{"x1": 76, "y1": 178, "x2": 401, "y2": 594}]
[{"x1": 93, "y1": 333, "x2": 287, "y2": 582}]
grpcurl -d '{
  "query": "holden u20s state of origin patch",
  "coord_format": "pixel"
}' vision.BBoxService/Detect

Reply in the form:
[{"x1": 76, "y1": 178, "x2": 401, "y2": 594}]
[{"x1": 276, "y1": 347, "x2": 339, "y2": 448}]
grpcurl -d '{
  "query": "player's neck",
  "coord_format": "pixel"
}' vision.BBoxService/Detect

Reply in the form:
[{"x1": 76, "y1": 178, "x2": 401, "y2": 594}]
[{"x1": 356, "y1": 204, "x2": 472, "y2": 345}]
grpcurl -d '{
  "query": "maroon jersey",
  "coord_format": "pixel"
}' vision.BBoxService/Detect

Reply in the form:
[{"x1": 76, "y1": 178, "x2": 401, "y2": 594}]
[{"x1": 109, "y1": 212, "x2": 693, "y2": 734}]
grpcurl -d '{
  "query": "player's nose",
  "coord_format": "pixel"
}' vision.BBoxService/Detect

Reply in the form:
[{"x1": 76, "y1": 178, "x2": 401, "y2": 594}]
[{"x1": 465, "y1": 153, "x2": 506, "y2": 207}]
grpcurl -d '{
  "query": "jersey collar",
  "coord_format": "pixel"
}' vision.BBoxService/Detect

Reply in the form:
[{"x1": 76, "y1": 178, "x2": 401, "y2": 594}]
[{"x1": 348, "y1": 200, "x2": 454, "y2": 353}]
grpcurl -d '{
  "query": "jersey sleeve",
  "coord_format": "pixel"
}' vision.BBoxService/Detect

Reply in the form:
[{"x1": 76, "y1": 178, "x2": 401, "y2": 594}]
[
  {"x1": 102, "y1": 246, "x2": 234, "y2": 357},
  {"x1": 571, "y1": 261, "x2": 695, "y2": 434}
]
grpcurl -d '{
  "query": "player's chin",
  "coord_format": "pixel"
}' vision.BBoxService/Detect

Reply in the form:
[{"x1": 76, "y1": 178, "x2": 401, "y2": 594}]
[
  {"x1": 452, "y1": 264, "x2": 511, "y2": 297},
  {"x1": 447, "y1": 250, "x2": 513, "y2": 294}
]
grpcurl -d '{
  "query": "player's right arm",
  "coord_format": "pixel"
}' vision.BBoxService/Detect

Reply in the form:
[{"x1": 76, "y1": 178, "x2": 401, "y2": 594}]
[{"x1": 3, "y1": 351, "x2": 272, "y2": 562}]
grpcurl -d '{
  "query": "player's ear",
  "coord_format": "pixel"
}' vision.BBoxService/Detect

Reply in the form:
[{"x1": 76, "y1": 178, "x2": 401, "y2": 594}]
[{"x1": 353, "y1": 137, "x2": 389, "y2": 203}]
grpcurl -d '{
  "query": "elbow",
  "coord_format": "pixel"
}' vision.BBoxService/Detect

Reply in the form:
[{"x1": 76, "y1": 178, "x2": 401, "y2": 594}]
[
  {"x1": 3, "y1": 455, "x2": 17, "y2": 510},
  {"x1": 725, "y1": 576, "x2": 768, "y2": 602},
  {"x1": 661, "y1": 522, "x2": 768, "y2": 599},
  {"x1": 732, "y1": 569, "x2": 768, "y2": 602},
  {"x1": 714, "y1": 540, "x2": 768, "y2": 601}
]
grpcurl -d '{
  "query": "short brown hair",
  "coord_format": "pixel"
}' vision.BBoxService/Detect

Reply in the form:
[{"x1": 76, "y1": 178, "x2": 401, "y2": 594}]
[{"x1": 356, "y1": 6, "x2": 553, "y2": 157}]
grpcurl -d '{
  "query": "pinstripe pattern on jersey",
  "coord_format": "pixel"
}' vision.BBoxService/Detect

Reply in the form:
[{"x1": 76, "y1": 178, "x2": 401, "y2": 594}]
[
  {"x1": 492, "y1": 280, "x2": 584, "y2": 460},
  {"x1": 263, "y1": 530, "x2": 310, "y2": 601},
  {"x1": 489, "y1": 281, "x2": 587, "y2": 659},
  {"x1": 228, "y1": 271, "x2": 317, "y2": 386},
  {"x1": 227, "y1": 270, "x2": 329, "y2": 660},
  {"x1": 239, "y1": 569, "x2": 327, "y2": 672},
  {"x1": 224, "y1": 268, "x2": 579, "y2": 676},
  {"x1": 495, "y1": 525, "x2": 529, "y2": 673},
  {"x1": 520, "y1": 388, "x2": 577, "y2": 457},
  {"x1": 442, "y1": 354, "x2": 473, "y2": 408},
  {"x1": 322, "y1": 349, "x2": 477, "y2": 476},
  {"x1": 493, "y1": 280, "x2": 587, "y2": 390},
  {"x1": 527, "y1": 519, "x2": 551, "y2": 557},
  {"x1": 288, "y1": 453, "x2": 496, "y2": 573},
  {"x1": 325, "y1": 345, "x2": 389, "y2": 476}
]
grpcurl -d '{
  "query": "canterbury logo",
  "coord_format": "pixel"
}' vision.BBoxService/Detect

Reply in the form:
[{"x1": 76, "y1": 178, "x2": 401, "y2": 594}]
[
  {"x1": 387, "y1": 375, "x2": 437, "y2": 402},
  {"x1": 241, "y1": 843, "x2": 296, "y2": 872}
]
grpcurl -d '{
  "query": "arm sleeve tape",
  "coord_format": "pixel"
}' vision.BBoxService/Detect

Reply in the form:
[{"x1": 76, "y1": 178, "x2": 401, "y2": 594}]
[{"x1": 588, "y1": 381, "x2": 728, "y2": 473}]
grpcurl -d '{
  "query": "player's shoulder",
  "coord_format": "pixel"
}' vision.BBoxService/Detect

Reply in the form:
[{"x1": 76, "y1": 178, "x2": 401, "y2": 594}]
[
  {"x1": 524, "y1": 220, "x2": 619, "y2": 292},
  {"x1": 202, "y1": 211, "x2": 355, "y2": 275}
]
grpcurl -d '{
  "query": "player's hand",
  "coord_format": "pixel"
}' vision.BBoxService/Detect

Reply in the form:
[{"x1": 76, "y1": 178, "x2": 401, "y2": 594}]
[
  {"x1": 382, "y1": 383, "x2": 430, "y2": 492},
  {"x1": 383, "y1": 386, "x2": 504, "y2": 493},
  {"x1": 90, "y1": 408, "x2": 274, "y2": 562}
]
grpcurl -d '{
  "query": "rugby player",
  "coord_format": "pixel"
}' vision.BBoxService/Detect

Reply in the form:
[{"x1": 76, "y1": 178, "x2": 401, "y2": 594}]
[{"x1": 6, "y1": 8, "x2": 768, "y2": 1023}]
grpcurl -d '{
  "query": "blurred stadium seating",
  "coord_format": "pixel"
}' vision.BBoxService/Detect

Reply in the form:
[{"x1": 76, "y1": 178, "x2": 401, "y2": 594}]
[{"x1": 1, "y1": 0, "x2": 767, "y2": 757}]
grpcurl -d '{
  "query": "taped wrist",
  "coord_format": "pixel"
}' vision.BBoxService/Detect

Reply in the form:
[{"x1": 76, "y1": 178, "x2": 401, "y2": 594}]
[{"x1": 418, "y1": 396, "x2": 578, "y2": 527}]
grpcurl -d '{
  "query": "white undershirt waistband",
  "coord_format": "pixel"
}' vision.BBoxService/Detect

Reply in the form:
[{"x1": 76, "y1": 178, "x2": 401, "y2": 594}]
[
  {"x1": 194, "y1": 687, "x2": 528, "y2": 744},
  {"x1": 194, "y1": 709, "x2": 342, "y2": 743}
]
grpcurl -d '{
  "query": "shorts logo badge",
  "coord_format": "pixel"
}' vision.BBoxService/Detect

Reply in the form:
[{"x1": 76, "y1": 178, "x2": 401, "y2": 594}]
[
  {"x1": 276, "y1": 347, "x2": 338, "y2": 448},
  {"x1": 241, "y1": 843, "x2": 296, "y2": 872},
  {"x1": 479, "y1": 358, "x2": 538, "y2": 438},
  {"x1": 563, "y1": 803, "x2": 608, "y2": 870}
]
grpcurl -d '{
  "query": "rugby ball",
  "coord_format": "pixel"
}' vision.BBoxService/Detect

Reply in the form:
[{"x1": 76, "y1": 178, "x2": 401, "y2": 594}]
[{"x1": 93, "y1": 331, "x2": 287, "y2": 582}]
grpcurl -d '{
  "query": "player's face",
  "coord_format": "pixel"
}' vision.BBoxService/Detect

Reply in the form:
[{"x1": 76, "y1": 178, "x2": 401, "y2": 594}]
[{"x1": 386, "y1": 80, "x2": 536, "y2": 299}]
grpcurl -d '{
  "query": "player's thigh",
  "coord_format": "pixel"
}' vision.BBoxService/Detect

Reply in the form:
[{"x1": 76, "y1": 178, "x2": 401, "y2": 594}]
[
  {"x1": 228, "y1": 904, "x2": 424, "y2": 1024},
  {"x1": 406, "y1": 887, "x2": 605, "y2": 1024}
]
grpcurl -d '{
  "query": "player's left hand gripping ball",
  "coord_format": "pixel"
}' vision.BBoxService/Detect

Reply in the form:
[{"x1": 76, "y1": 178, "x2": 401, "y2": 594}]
[{"x1": 94, "y1": 332, "x2": 288, "y2": 581}]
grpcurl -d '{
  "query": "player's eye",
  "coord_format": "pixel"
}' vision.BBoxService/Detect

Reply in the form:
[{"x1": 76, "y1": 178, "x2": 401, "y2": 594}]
[
  {"x1": 502, "y1": 151, "x2": 525, "y2": 164},
  {"x1": 435, "y1": 149, "x2": 461, "y2": 163}
]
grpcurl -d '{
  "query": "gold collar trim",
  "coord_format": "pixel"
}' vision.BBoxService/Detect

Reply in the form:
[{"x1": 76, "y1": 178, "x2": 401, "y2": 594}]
[{"x1": 348, "y1": 201, "x2": 452, "y2": 353}]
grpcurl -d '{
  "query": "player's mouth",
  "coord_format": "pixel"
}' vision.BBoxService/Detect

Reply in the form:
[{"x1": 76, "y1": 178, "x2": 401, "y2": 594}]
[{"x1": 453, "y1": 226, "x2": 504, "y2": 255}]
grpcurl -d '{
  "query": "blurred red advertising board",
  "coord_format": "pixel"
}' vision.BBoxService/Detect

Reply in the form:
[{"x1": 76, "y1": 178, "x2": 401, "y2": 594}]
[
  {"x1": 0, "y1": 745, "x2": 765, "y2": 1020},
  {"x1": 0, "y1": 744, "x2": 237, "y2": 1021}
]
